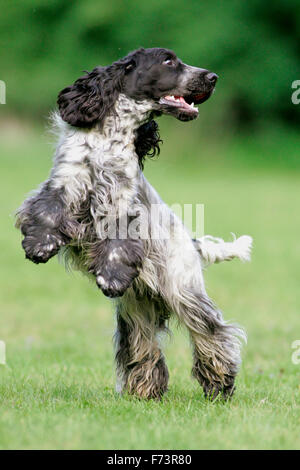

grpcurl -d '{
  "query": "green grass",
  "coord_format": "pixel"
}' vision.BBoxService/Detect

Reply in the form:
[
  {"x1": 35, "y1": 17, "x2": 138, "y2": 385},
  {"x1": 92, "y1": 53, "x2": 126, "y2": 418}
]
[{"x1": 0, "y1": 120, "x2": 299, "y2": 449}]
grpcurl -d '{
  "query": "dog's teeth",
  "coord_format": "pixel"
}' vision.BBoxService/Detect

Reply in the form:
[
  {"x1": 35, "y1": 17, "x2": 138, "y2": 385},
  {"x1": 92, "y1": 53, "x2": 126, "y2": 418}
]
[{"x1": 191, "y1": 102, "x2": 194, "y2": 107}]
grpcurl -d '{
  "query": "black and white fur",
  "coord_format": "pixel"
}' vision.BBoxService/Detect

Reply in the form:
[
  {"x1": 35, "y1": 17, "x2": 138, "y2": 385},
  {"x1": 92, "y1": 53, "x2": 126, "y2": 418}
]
[{"x1": 16, "y1": 48, "x2": 252, "y2": 400}]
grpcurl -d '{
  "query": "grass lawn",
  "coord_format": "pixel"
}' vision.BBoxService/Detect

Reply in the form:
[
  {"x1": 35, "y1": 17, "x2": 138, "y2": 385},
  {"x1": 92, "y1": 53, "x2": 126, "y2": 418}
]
[{"x1": 0, "y1": 119, "x2": 299, "y2": 449}]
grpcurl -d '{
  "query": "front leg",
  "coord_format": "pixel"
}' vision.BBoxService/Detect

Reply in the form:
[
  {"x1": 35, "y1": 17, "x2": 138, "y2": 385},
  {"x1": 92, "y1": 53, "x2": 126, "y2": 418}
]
[
  {"x1": 87, "y1": 162, "x2": 145, "y2": 297},
  {"x1": 88, "y1": 238, "x2": 144, "y2": 297},
  {"x1": 16, "y1": 136, "x2": 93, "y2": 264},
  {"x1": 16, "y1": 184, "x2": 75, "y2": 264},
  {"x1": 22, "y1": 225, "x2": 69, "y2": 264}
]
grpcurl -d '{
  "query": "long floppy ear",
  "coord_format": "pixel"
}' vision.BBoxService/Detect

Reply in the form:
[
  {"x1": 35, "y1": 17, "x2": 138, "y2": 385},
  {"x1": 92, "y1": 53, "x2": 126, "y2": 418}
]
[{"x1": 57, "y1": 63, "x2": 129, "y2": 128}]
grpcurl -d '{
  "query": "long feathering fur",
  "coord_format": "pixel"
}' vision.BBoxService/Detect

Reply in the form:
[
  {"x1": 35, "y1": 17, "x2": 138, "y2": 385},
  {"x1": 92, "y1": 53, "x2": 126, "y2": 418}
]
[
  {"x1": 134, "y1": 119, "x2": 162, "y2": 170},
  {"x1": 57, "y1": 64, "x2": 125, "y2": 128}
]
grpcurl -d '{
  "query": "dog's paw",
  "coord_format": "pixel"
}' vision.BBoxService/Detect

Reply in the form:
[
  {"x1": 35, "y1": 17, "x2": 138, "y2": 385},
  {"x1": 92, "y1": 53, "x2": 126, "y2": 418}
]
[
  {"x1": 192, "y1": 362, "x2": 236, "y2": 401},
  {"x1": 95, "y1": 265, "x2": 139, "y2": 298},
  {"x1": 90, "y1": 239, "x2": 144, "y2": 298},
  {"x1": 201, "y1": 375, "x2": 235, "y2": 401},
  {"x1": 22, "y1": 232, "x2": 66, "y2": 264}
]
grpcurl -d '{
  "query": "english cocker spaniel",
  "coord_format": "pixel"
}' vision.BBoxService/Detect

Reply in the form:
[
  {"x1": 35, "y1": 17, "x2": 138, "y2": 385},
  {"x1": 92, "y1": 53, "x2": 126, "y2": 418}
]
[{"x1": 16, "y1": 48, "x2": 252, "y2": 400}]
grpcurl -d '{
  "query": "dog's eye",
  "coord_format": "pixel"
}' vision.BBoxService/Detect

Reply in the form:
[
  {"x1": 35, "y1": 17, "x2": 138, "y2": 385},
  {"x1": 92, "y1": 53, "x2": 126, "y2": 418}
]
[
  {"x1": 125, "y1": 61, "x2": 135, "y2": 73},
  {"x1": 163, "y1": 58, "x2": 176, "y2": 66}
]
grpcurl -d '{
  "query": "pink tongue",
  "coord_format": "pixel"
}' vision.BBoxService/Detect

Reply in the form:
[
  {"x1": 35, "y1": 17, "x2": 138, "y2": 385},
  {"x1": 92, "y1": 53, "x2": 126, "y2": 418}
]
[
  {"x1": 175, "y1": 96, "x2": 186, "y2": 103},
  {"x1": 164, "y1": 95, "x2": 186, "y2": 103}
]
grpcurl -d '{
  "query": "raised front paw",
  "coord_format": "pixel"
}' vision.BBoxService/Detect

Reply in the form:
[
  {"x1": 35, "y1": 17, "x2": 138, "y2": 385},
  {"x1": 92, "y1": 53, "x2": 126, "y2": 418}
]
[
  {"x1": 96, "y1": 264, "x2": 139, "y2": 298},
  {"x1": 89, "y1": 239, "x2": 144, "y2": 298},
  {"x1": 22, "y1": 231, "x2": 66, "y2": 264}
]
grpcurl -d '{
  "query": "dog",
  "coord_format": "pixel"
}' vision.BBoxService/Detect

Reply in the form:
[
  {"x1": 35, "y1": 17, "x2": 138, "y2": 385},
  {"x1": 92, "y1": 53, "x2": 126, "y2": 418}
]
[{"x1": 16, "y1": 48, "x2": 252, "y2": 400}]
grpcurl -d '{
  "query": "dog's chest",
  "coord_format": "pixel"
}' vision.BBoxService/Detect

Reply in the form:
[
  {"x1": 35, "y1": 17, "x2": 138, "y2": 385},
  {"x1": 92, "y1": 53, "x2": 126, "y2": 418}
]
[
  {"x1": 88, "y1": 131, "x2": 139, "y2": 181},
  {"x1": 81, "y1": 128, "x2": 140, "y2": 217}
]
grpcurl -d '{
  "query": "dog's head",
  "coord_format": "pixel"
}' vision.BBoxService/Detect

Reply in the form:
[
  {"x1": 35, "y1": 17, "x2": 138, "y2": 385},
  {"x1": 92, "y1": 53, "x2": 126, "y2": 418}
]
[
  {"x1": 58, "y1": 48, "x2": 218, "y2": 127},
  {"x1": 123, "y1": 48, "x2": 218, "y2": 122}
]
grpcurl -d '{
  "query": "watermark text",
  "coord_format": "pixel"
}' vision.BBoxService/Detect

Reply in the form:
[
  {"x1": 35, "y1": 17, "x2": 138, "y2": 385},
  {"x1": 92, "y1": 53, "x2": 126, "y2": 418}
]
[
  {"x1": 94, "y1": 202, "x2": 205, "y2": 240},
  {"x1": 291, "y1": 340, "x2": 300, "y2": 365},
  {"x1": 291, "y1": 80, "x2": 300, "y2": 105}
]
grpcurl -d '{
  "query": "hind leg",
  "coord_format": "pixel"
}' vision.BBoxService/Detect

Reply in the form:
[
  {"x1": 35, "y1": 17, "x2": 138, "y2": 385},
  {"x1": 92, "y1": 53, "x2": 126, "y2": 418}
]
[
  {"x1": 114, "y1": 292, "x2": 169, "y2": 400},
  {"x1": 171, "y1": 290, "x2": 243, "y2": 400},
  {"x1": 187, "y1": 295, "x2": 243, "y2": 400},
  {"x1": 162, "y1": 237, "x2": 245, "y2": 400}
]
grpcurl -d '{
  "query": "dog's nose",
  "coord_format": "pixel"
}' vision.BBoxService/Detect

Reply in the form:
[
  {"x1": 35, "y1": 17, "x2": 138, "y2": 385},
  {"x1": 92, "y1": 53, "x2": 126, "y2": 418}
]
[{"x1": 205, "y1": 72, "x2": 218, "y2": 85}]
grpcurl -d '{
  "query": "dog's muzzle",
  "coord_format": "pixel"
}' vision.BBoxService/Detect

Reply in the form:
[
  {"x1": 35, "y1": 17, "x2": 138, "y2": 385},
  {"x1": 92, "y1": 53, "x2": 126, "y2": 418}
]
[{"x1": 157, "y1": 68, "x2": 218, "y2": 121}]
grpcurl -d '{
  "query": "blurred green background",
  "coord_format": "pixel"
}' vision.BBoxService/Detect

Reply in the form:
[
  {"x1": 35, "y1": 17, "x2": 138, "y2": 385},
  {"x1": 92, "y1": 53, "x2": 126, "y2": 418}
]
[
  {"x1": 1, "y1": 0, "x2": 300, "y2": 133},
  {"x1": 0, "y1": 0, "x2": 299, "y2": 450}
]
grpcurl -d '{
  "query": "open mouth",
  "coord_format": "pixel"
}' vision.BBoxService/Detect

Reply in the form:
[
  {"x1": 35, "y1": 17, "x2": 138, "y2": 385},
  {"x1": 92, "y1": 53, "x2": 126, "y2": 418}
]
[{"x1": 158, "y1": 91, "x2": 212, "y2": 115}]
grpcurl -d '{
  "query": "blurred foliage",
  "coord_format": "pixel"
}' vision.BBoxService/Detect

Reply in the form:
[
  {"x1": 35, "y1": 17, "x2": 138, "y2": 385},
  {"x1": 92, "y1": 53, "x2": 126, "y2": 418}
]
[{"x1": 0, "y1": 0, "x2": 300, "y2": 130}]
